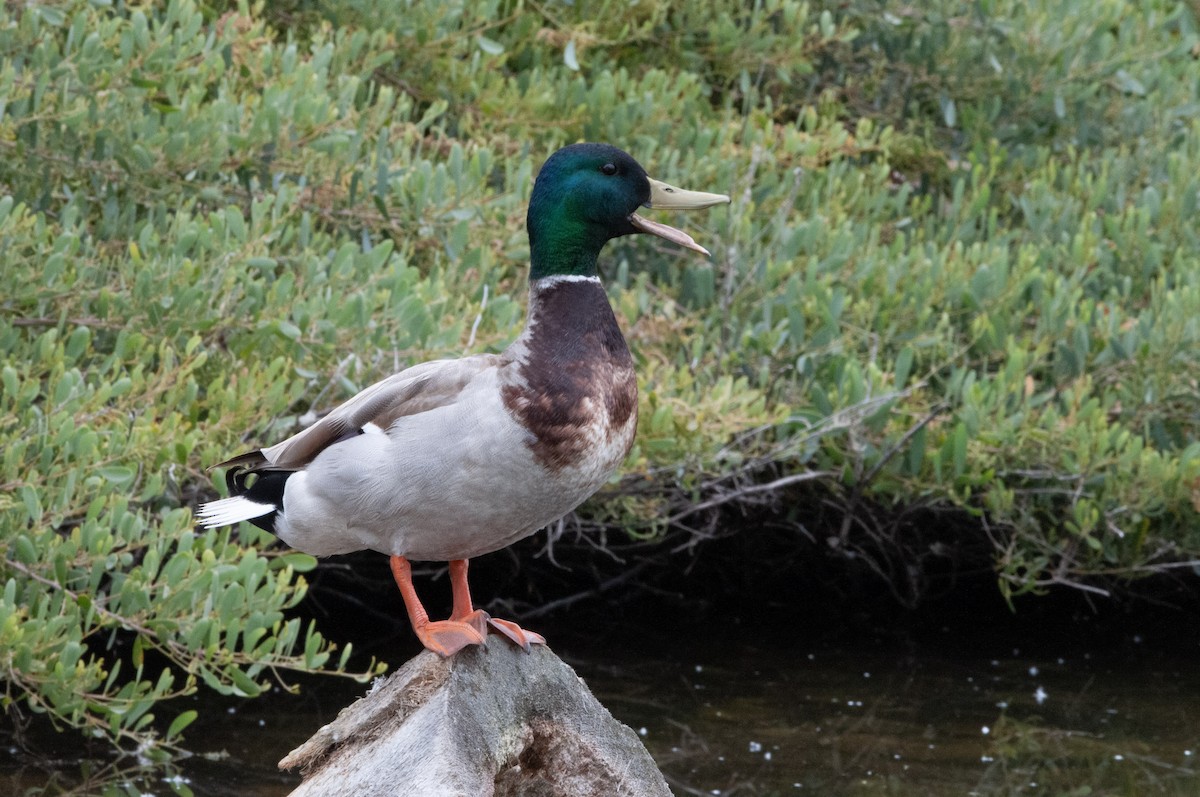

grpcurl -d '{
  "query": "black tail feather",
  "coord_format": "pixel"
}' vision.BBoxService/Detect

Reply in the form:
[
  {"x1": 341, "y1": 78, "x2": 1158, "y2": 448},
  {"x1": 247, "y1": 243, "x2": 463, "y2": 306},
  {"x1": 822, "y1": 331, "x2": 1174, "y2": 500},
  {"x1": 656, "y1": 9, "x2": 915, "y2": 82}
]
[{"x1": 226, "y1": 466, "x2": 292, "y2": 533}]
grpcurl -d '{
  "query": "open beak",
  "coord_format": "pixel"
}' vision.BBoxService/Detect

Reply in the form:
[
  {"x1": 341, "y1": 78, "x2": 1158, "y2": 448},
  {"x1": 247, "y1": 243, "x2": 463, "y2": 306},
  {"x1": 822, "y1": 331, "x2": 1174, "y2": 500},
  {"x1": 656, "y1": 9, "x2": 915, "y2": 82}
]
[{"x1": 628, "y1": 178, "x2": 730, "y2": 256}]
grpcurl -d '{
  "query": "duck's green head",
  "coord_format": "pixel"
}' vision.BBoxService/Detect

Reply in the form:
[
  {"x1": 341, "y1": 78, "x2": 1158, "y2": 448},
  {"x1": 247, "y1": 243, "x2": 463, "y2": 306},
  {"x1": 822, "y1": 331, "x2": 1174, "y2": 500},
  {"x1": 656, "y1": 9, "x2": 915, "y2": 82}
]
[{"x1": 527, "y1": 143, "x2": 728, "y2": 281}]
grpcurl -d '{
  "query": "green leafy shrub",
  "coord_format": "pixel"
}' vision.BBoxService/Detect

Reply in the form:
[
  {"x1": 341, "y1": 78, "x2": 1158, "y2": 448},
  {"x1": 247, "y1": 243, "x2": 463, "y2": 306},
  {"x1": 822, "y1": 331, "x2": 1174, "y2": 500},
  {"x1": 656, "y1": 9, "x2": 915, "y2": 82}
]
[{"x1": 0, "y1": 0, "x2": 1198, "y2": 754}]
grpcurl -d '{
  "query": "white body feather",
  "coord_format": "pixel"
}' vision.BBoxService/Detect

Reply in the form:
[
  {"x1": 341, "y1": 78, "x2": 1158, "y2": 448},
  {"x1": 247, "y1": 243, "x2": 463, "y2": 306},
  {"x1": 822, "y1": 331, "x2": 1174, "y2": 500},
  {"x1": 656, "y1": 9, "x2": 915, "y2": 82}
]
[
  {"x1": 277, "y1": 363, "x2": 632, "y2": 560},
  {"x1": 199, "y1": 276, "x2": 637, "y2": 562}
]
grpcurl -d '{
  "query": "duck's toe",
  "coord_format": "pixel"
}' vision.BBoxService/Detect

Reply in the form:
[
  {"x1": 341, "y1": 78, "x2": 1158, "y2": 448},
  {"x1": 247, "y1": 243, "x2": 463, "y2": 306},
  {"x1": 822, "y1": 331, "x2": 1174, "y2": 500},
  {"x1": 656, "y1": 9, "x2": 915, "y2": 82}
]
[
  {"x1": 453, "y1": 608, "x2": 491, "y2": 640},
  {"x1": 415, "y1": 619, "x2": 486, "y2": 657},
  {"x1": 487, "y1": 617, "x2": 546, "y2": 652}
]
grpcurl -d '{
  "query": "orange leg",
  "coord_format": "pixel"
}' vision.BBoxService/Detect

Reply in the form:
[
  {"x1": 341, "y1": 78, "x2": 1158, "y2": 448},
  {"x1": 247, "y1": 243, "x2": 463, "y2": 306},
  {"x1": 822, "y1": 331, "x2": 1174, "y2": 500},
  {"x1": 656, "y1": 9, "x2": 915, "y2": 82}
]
[
  {"x1": 447, "y1": 559, "x2": 489, "y2": 640},
  {"x1": 390, "y1": 555, "x2": 484, "y2": 657},
  {"x1": 447, "y1": 558, "x2": 545, "y2": 651}
]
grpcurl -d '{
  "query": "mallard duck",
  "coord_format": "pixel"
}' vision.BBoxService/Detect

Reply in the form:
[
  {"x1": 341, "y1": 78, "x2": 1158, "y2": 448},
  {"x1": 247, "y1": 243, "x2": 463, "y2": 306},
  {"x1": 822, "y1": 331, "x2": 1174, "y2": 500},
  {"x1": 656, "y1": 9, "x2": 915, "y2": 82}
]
[{"x1": 197, "y1": 143, "x2": 728, "y2": 657}]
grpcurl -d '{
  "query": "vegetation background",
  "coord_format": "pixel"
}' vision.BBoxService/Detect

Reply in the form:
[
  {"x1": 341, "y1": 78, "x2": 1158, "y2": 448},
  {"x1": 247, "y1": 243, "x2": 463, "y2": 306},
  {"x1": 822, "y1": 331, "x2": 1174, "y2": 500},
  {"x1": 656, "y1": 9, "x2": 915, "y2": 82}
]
[{"x1": 1, "y1": 0, "x2": 1198, "y2": 760}]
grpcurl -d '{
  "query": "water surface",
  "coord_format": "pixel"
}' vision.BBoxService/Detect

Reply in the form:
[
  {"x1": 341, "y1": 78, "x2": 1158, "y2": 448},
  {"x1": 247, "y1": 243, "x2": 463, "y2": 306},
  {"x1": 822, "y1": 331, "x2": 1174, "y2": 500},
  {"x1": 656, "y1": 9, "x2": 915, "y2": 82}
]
[
  {"x1": 6, "y1": 630, "x2": 1197, "y2": 796},
  {"x1": 582, "y1": 639, "x2": 1200, "y2": 795}
]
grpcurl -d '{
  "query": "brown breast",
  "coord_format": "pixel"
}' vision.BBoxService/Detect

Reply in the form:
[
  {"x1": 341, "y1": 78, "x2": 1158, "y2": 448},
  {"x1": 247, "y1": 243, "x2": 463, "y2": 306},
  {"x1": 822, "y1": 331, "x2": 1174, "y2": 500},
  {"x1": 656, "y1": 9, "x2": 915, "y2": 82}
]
[{"x1": 501, "y1": 277, "x2": 638, "y2": 473}]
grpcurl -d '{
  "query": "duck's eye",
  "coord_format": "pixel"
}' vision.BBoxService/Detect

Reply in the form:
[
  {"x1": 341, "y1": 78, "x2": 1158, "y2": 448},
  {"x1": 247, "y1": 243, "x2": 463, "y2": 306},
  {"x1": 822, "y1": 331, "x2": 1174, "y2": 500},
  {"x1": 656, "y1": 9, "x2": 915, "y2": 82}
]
[{"x1": 600, "y1": 162, "x2": 618, "y2": 176}]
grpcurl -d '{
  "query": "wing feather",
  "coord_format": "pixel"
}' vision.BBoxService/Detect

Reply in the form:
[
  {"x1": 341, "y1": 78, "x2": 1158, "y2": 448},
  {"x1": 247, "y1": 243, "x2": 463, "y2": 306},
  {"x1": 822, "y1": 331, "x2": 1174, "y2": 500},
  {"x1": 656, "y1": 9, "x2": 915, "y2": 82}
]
[{"x1": 213, "y1": 354, "x2": 504, "y2": 472}]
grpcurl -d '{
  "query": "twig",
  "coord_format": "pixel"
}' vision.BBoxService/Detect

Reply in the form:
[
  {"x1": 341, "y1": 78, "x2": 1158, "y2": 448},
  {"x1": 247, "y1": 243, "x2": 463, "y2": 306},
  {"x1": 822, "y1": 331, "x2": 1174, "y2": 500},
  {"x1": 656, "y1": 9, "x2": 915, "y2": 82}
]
[
  {"x1": 519, "y1": 559, "x2": 652, "y2": 619},
  {"x1": 666, "y1": 469, "x2": 833, "y2": 525},
  {"x1": 1039, "y1": 576, "x2": 1112, "y2": 598},
  {"x1": 466, "y1": 283, "x2": 489, "y2": 349},
  {"x1": 8, "y1": 316, "x2": 121, "y2": 329},
  {"x1": 834, "y1": 398, "x2": 940, "y2": 545},
  {"x1": 859, "y1": 401, "x2": 946, "y2": 487}
]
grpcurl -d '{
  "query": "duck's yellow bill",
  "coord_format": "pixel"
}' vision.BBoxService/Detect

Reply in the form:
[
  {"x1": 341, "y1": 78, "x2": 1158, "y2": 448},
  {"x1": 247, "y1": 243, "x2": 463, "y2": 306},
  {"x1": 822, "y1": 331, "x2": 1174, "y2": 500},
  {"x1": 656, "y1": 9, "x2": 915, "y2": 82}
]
[
  {"x1": 629, "y1": 177, "x2": 729, "y2": 256},
  {"x1": 645, "y1": 178, "x2": 730, "y2": 211},
  {"x1": 628, "y1": 213, "x2": 712, "y2": 256}
]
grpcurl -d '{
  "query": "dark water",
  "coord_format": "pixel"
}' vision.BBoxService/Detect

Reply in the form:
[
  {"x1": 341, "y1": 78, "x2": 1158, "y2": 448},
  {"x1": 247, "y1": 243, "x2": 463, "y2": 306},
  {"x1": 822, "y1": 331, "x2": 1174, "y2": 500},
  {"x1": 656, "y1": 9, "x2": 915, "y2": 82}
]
[
  {"x1": 6, "y1": 630, "x2": 1199, "y2": 796},
  {"x1": 584, "y1": 641, "x2": 1200, "y2": 795}
]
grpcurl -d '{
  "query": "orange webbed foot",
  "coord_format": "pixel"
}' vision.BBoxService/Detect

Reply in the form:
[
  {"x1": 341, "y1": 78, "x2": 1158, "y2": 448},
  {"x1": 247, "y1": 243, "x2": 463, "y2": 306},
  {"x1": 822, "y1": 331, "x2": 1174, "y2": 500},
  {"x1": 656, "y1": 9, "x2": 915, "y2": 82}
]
[
  {"x1": 452, "y1": 608, "x2": 491, "y2": 640},
  {"x1": 414, "y1": 619, "x2": 486, "y2": 658},
  {"x1": 487, "y1": 617, "x2": 546, "y2": 652}
]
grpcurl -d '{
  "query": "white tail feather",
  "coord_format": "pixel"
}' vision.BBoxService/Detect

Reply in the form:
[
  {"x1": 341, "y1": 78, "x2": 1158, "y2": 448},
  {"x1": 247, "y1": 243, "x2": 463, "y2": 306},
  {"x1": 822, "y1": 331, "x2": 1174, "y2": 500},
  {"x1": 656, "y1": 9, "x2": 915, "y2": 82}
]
[{"x1": 196, "y1": 496, "x2": 276, "y2": 528}]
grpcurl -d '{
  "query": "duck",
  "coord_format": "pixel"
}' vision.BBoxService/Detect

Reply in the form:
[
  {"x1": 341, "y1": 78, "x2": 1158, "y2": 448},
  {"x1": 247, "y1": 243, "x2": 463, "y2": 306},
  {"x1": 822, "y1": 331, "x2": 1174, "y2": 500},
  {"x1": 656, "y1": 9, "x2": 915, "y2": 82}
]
[{"x1": 197, "y1": 143, "x2": 729, "y2": 657}]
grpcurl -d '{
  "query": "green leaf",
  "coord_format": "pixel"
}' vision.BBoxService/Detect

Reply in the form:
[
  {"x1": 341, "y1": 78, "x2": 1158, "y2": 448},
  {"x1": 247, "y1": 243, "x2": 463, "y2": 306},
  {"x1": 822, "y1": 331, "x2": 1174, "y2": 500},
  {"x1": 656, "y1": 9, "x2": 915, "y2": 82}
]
[
  {"x1": 276, "y1": 320, "x2": 302, "y2": 341},
  {"x1": 952, "y1": 422, "x2": 968, "y2": 479},
  {"x1": 1, "y1": 365, "x2": 18, "y2": 399},
  {"x1": 14, "y1": 535, "x2": 37, "y2": 564},
  {"x1": 476, "y1": 36, "x2": 504, "y2": 56},
  {"x1": 20, "y1": 487, "x2": 42, "y2": 525},
  {"x1": 35, "y1": 6, "x2": 66, "y2": 25},
  {"x1": 229, "y1": 668, "x2": 262, "y2": 697},
  {"x1": 311, "y1": 133, "x2": 351, "y2": 154},
  {"x1": 1113, "y1": 69, "x2": 1146, "y2": 97},
  {"x1": 894, "y1": 346, "x2": 913, "y2": 388},
  {"x1": 98, "y1": 466, "x2": 135, "y2": 486},
  {"x1": 563, "y1": 39, "x2": 580, "y2": 71},
  {"x1": 939, "y1": 94, "x2": 957, "y2": 128},
  {"x1": 907, "y1": 426, "x2": 926, "y2": 476},
  {"x1": 272, "y1": 552, "x2": 318, "y2": 573},
  {"x1": 166, "y1": 709, "x2": 198, "y2": 740}
]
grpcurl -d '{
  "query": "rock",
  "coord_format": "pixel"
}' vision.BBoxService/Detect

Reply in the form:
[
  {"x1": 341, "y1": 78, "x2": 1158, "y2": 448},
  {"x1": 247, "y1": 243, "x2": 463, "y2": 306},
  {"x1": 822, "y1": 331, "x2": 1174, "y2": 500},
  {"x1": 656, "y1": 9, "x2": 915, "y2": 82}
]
[{"x1": 280, "y1": 635, "x2": 670, "y2": 797}]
